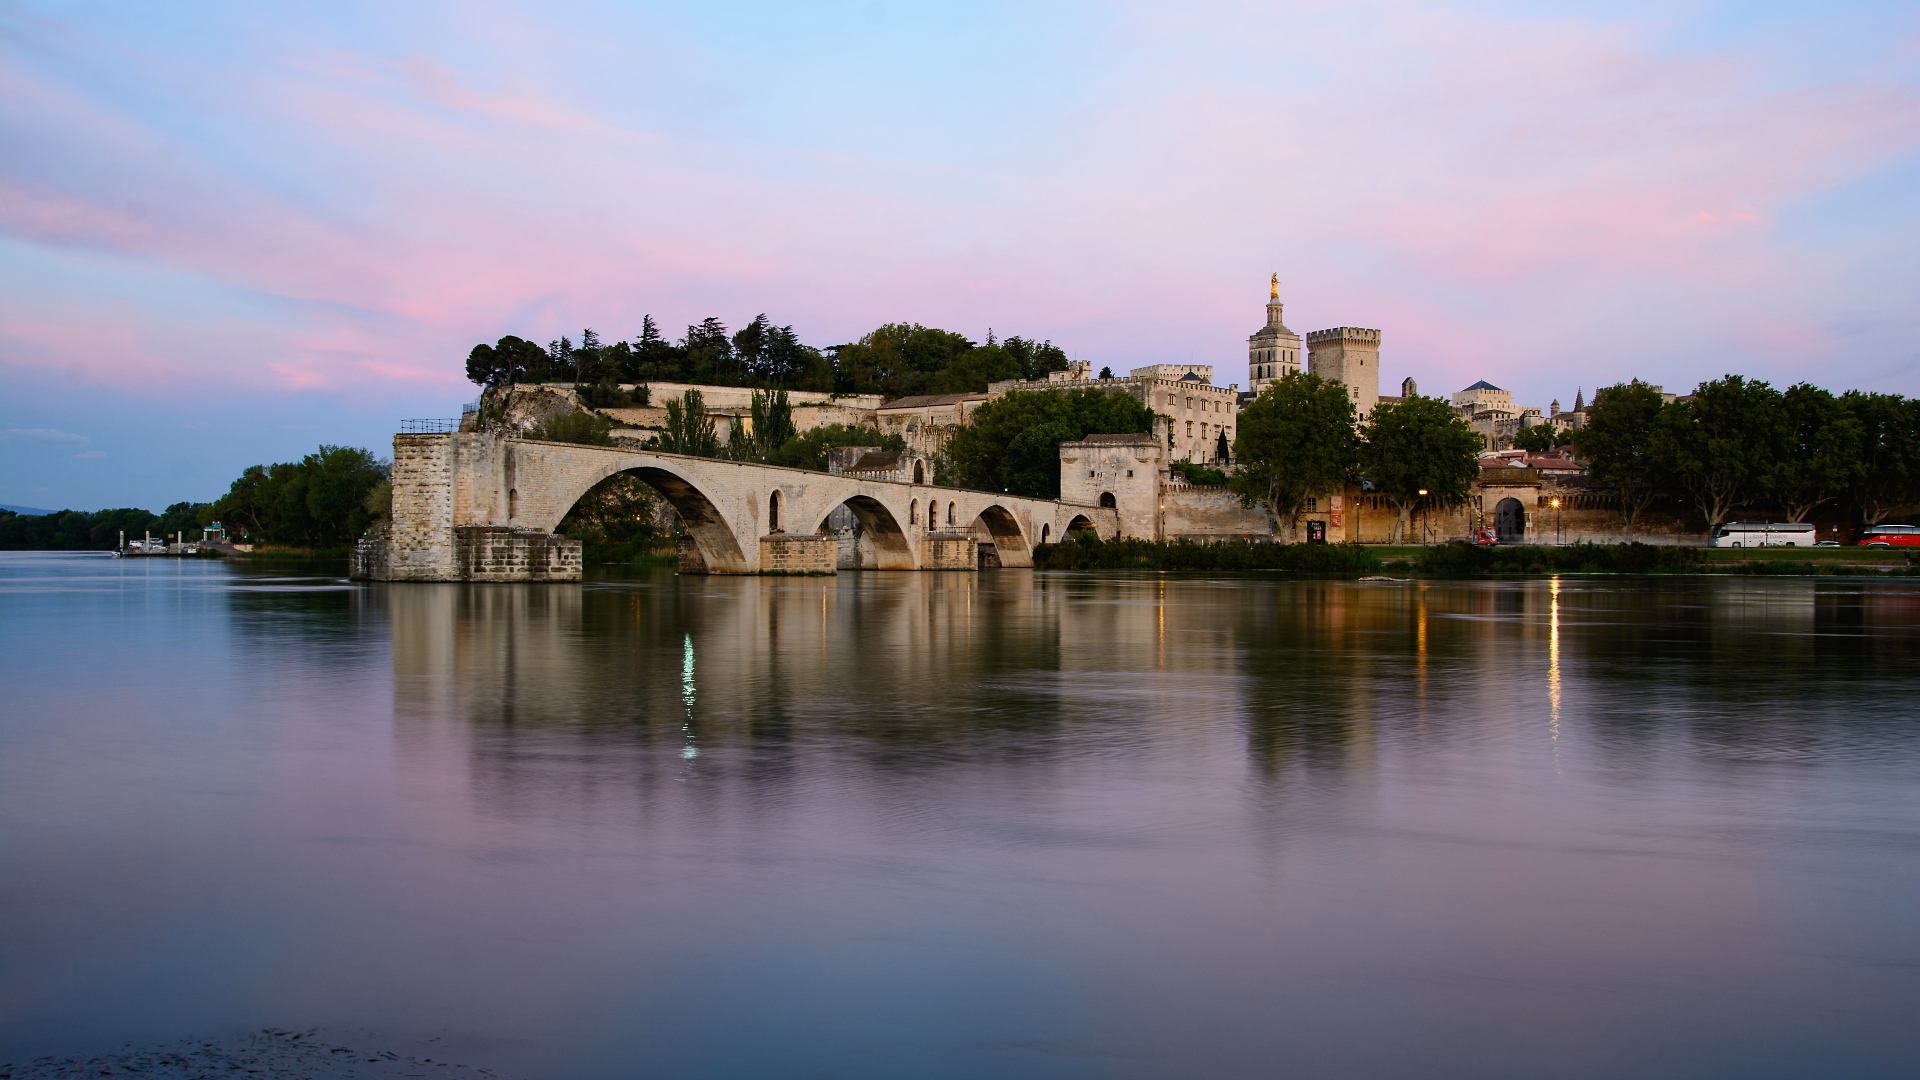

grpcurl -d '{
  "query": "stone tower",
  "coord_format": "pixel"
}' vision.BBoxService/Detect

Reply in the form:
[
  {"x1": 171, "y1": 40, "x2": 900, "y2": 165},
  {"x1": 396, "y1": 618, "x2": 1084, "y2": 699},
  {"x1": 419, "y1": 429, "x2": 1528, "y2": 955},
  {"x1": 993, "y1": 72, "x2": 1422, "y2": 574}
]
[
  {"x1": 1307, "y1": 327, "x2": 1382, "y2": 416},
  {"x1": 1247, "y1": 277, "x2": 1302, "y2": 397}
]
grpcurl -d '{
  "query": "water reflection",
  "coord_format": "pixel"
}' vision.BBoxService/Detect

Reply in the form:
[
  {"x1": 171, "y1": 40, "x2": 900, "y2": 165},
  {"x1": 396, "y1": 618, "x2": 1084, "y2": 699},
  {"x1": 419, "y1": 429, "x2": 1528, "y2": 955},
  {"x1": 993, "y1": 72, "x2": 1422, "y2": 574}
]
[{"x1": 5, "y1": 554, "x2": 1920, "y2": 1079}]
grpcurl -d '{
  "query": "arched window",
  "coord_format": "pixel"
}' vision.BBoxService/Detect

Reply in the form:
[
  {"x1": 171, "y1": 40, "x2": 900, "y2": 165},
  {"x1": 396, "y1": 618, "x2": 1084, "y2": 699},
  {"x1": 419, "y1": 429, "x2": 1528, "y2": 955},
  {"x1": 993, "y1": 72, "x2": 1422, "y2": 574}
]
[
  {"x1": 1099, "y1": 492, "x2": 1116, "y2": 508},
  {"x1": 913, "y1": 460, "x2": 925, "y2": 484},
  {"x1": 947, "y1": 503, "x2": 955, "y2": 525},
  {"x1": 928, "y1": 501, "x2": 938, "y2": 529},
  {"x1": 1041, "y1": 524, "x2": 1050, "y2": 543},
  {"x1": 910, "y1": 499, "x2": 918, "y2": 524},
  {"x1": 769, "y1": 490, "x2": 780, "y2": 532},
  {"x1": 508, "y1": 489, "x2": 517, "y2": 519}
]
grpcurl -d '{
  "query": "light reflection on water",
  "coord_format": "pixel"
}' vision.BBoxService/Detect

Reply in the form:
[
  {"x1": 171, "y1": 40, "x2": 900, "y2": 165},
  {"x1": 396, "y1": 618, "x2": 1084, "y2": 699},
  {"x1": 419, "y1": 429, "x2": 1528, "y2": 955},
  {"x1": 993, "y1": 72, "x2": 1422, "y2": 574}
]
[{"x1": 2, "y1": 552, "x2": 1918, "y2": 1079}]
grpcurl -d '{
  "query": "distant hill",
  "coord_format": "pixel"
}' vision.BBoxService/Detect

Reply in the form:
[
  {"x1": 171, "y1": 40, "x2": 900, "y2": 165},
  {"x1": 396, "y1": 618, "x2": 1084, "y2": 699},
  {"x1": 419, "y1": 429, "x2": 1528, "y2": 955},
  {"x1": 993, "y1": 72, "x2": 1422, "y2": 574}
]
[{"x1": 1, "y1": 504, "x2": 57, "y2": 516}]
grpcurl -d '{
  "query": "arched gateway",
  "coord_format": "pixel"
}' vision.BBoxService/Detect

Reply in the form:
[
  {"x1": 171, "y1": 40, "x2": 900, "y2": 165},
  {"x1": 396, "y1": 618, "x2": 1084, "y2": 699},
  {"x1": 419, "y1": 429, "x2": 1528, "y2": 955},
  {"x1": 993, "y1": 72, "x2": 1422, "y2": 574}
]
[{"x1": 353, "y1": 432, "x2": 1116, "y2": 581}]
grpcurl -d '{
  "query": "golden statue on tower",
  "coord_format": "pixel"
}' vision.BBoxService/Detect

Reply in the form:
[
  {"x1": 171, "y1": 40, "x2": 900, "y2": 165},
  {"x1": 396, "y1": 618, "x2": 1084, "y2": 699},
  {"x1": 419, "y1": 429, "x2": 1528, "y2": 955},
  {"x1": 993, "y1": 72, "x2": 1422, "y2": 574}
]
[{"x1": 1270, "y1": 273, "x2": 1279, "y2": 301}]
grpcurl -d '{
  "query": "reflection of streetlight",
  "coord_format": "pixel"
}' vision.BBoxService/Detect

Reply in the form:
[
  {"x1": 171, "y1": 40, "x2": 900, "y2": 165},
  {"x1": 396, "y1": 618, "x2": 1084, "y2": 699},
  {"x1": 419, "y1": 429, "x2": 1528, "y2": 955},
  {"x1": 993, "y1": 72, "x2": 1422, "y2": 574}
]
[{"x1": 1551, "y1": 497, "x2": 1562, "y2": 545}]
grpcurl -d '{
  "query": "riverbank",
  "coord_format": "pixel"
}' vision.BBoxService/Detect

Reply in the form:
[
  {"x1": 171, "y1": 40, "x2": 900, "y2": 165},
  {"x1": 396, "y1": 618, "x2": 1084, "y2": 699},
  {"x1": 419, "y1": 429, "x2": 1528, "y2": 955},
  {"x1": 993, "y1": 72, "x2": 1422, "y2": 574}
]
[{"x1": 1031, "y1": 538, "x2": 1920, "y2": 577}]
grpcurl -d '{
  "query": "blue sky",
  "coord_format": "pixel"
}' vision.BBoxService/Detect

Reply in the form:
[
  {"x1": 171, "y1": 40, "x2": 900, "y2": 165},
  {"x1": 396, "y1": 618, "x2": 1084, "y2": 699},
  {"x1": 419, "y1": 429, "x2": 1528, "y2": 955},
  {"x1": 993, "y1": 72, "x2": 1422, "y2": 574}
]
[{"x1": 3, "y1": 0, "x2": 1916, "y2": 510}]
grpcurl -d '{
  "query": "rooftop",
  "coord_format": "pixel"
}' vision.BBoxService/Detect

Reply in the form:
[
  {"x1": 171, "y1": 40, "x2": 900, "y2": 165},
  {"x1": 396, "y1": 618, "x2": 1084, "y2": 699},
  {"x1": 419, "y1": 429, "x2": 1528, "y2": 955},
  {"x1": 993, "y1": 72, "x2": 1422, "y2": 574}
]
[
  {"x1": 878, "y1": 392, "x2": 987, "y2": 410},
  {"x1": 1461, "y1": 379, "x2": 1505, "y2": 392},
  {"x1": 1076, "y1": 432, "x2": 1159, "y2": 445}
]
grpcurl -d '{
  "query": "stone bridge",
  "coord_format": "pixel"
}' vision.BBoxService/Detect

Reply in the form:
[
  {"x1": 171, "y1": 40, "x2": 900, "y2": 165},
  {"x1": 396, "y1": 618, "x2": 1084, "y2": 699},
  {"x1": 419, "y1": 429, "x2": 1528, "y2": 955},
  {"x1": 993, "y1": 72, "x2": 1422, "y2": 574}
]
[{"x1": 354, "y1": 432, "x2": 1119, "y2": 581}]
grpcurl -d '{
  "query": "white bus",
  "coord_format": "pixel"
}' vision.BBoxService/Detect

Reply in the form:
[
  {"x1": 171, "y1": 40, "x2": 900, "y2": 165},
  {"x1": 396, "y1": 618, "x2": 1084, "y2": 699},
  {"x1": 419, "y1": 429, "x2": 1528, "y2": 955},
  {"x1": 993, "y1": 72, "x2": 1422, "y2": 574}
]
[{"x1": 1711, "y1": 522, "x2": 1817, "y2": 548}]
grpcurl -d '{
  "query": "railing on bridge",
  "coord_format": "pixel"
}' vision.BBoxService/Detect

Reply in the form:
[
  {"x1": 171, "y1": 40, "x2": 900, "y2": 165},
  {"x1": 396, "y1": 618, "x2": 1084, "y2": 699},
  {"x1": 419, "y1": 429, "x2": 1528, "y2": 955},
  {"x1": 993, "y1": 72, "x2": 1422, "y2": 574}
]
[{"x1": 399, "y1": 419, "x2": 461, "y2": 434}]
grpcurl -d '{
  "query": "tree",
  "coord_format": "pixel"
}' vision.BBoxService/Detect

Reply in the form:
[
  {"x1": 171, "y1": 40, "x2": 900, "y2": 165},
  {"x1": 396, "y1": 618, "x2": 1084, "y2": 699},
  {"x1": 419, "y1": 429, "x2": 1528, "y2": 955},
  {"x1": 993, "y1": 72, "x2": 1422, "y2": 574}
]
[
  {"x1": 558, "y1": 472, "x2": 663, "y2": 564},
  {"x1": 1510, "y1": 424, "x2": 1571, "y2": 452},
  {"x1": 943, "y1": 388, "x2": 1154, "y2": 498},
  {"x1": 574, "y1": 328, "x2": 601, "y2": 382},
  {"x1": 1843, "y1": 391, "x2": 1920, "y2": 525},
  {"x1": 733, "y1": 315, "x2": 770, "y2": 379},
  {"x1": 749, "y1": 388, "x2": 796, "y2": 459},
  {"x1": 683, "y1": 318, "x2": 733, "y2": 384},
  {"x1": 1578, "y1": 382, "x2": 1668, "y2": 534},
  {"x1": 1229, "y1": 372, "x2": 1360, "y2": 543},
  {"x1": 1768, "y1": 383, "x2": 1865, "y2": 523},
  {"x1": 661, "y1": 389, "x2": 719, "y2": 457},
  {"x1": 465, "y1": 335, "x2": 541, "y2": 387},
  {"x1": 1654, "y1": 375, "x2": 1786, "y2": 534},
  {"x1": 765, "y1": 424, "x2": 906, "y2": 471},
  {"x1": 1360, "y1": 396, "x2": 1482, "y2": 543}
]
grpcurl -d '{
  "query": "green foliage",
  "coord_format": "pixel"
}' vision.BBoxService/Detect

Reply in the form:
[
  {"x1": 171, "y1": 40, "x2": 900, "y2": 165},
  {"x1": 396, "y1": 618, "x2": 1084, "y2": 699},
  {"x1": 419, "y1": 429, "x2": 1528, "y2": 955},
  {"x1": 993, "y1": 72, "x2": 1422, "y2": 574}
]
[
  {"x1": 1842, "y1": 391, "x2": 1920, "y2": 524},
  {"x1": 1230, "y1": 372, "x2": 1360, "y2": 541},
  {"x1": 943, "y1": 388, "x2": 1154, "y2": 497},
  {"x1": 1360, "y1": 396, "x2": 1482, "y2": 542},
  {"x1": 1412, "y1": 541, "x2": 1705, "y2": 576},
  {"x1": 1170, "y1": 461, "x2": 1229, "y2": 486},
  {"x1": 0, "y1": 506, "x2": 175, "y2": 550},
  {"x1": 559, "y1": 472, "x2": 666, "y2": 564},
  {"x1": 211, "y1": 445, "x2": 390, "y2": 547},
  {"x1": 1578, "y1": 381, "x2": 1669, "y2": 533},
  {"x1": 533, "y1": 411, "x2": 615, "y2": 446},
  {"x1": 1769, "y1": 382, "x2": 1865, "y2": 522},
  {"x1": 465, "y1": 335, "x2": 544, "y2": 387},
  {"x1": 578, "y1": 378, "x2": 645, "y2": 409},
  {"x1": 1510, "y1": 423, "x2": 1572, "y2": 451},
  {"x1": 661, "y1": 389, "x2": 720, "y2": 456},
  {"x1": 764, "y1": 424, "x2": 906, "y2": 471},
  {"x1": 1654, "y1": 375, "x2": 1788, "y2": 531},
  {"x1": 730, "y1": 388, "x2": 797, "y2": 461},
  {"x1": 1032, "y1": 536, "x2": 1380, "y2": 574}
]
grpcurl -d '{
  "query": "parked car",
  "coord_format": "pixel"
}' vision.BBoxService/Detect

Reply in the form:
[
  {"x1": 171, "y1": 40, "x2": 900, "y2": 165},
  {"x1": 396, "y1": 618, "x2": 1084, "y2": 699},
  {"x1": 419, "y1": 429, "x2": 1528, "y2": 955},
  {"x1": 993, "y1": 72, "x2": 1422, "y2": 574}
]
[{"x1": 1814, "y1": 541, "x2": 1840, "y2": 547}]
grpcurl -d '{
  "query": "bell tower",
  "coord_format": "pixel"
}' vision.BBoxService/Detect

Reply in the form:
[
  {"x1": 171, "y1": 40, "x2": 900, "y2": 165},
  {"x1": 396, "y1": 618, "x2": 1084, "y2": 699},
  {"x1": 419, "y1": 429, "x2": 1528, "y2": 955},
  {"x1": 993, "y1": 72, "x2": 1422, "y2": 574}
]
[{"x1": 1247, "y1": 274, "x2": 1301, "y2": 397}]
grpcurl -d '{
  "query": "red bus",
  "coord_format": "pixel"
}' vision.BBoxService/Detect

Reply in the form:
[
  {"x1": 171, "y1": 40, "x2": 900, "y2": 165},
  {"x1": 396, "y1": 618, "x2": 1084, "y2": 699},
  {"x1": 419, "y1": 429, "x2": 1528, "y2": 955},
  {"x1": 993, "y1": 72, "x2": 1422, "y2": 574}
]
[{"x1": 1861, "y1": 525, "x2": 1920, "y2": 547}]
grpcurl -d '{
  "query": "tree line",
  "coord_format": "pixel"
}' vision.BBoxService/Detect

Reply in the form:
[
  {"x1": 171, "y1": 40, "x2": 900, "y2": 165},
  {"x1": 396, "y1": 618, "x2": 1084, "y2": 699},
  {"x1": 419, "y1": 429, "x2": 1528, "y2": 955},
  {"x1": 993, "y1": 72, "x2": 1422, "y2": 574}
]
[
  {"x1": 1575, "y1": 377, "x2": 1919, "y2": 533},
  {"x1": 0, "y1": 445, "x2": 391, "y2": 552},
  {"x1": 466, "y1": 318, "x2": 1070, "y2": 400}
]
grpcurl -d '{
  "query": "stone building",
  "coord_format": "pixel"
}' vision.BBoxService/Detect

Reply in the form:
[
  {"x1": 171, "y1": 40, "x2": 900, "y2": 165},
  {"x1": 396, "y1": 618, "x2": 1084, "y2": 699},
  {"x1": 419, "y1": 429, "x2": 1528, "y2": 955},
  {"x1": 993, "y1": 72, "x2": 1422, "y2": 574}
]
[
  {"x1": 990, "y1": 360, "x2": 1240, "y2": 465},
  {"x1": 1058, "y1": 432, "x2": 1274, "y2": 543},
  {"x1": 1307, "y1": 327, "x2": 1383, "y2": 417},
  {"x1": 1247, "y1": 275, "x2": 1303, "y2": 396}
]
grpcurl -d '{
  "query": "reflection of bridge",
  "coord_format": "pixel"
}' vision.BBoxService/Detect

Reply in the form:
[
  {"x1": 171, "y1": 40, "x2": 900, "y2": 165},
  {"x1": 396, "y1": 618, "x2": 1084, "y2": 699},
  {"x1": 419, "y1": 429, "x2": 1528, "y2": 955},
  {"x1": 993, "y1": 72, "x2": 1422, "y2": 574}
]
[{"x1": 354, "y1": 432, "x2": 1117, "y2": 580}]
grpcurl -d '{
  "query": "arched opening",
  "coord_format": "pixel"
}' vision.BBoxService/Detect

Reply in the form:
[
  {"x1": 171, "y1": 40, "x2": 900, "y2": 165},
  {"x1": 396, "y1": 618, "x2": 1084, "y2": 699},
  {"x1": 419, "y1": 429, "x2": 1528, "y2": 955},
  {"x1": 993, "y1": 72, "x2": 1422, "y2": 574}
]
[
  {"x1": 946, "y1": 503, "x2": 955, "y2": 526},
  {"x1": 609, "y1": 465, "x2": 749, "y2": 574},
  {"x1": 1494, "y1": 497, "x2": 1525, "y2": 543},
  {"x1": 968, "y1": 504, "x2": 1032, "y2": 568},
  {"x1": 813, "y1": 495, "x2": 916, "y2": 570},
  {"x1": 1041, "y1": 524, "x2": 1051, "y2": 544},
  {"x1": 508, "y1": 488, "x2": 518, "y2": 519},
  {"x1": 910, "y1": 499, "x2": 918, "y2": 525},
  {"x1": 1098, "y1": 491, "x2": 1117, "y2": 509},
  {"x1": 913, "y1": 460, "x2": 925, "y2": 484},
  {"x1": 768, "y1": 490, "x2": 781, "y2": 533},
  {"x1": 1067, "y1": 514, "x2": 1096, "y2": 539}
]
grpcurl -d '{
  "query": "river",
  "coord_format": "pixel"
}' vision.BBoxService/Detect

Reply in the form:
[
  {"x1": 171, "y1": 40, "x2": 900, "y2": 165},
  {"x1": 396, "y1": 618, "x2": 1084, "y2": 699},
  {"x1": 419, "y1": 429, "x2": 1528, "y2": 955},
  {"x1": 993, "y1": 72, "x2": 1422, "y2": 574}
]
[{"x1": 2, "y1": 552, "x2": 1917, "y2": 1078}]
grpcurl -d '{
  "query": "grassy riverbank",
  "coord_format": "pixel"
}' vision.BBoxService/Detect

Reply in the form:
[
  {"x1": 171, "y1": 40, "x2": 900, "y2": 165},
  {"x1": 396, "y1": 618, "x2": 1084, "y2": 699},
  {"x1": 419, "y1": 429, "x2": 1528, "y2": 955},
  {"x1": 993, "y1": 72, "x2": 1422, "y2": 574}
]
[
  {"x1": 1030, "y1": 538, "x2": 1918, "y2": 578},
  {"x1": 1032, "y1": 538, "x2": 1382, "y2": 573}
]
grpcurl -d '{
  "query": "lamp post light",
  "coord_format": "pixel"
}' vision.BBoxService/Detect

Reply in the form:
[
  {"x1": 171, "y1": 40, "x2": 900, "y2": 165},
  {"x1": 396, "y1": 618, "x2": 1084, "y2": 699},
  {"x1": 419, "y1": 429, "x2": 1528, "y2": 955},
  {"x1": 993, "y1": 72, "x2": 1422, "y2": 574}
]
[
  {"x1": 1417, "y1": 489, "x2": 1428, "y2": 545},
  {"x1": 1551, "y1": 497, "x2": 1562, "y2": 545}
]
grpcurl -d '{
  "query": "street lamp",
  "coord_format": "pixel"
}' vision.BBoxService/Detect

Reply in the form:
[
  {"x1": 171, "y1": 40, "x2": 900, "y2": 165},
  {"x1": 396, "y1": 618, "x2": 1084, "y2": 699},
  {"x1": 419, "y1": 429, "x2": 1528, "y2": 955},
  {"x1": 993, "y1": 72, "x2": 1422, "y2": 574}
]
[
  {"x1": 1551, "y1": 497, "x2": 1562, "y2": 545},
  {"x1": 1417, "y1": 489, "x2": 1428, "y2": 544}
]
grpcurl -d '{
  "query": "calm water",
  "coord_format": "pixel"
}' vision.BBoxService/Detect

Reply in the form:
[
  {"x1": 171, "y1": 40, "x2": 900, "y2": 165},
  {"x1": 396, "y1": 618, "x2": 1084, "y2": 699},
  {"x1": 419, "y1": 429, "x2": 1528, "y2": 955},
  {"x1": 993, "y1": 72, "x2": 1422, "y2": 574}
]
[{"x1": 3, "y1": 552, "x2": 1918, "y2": 1078}]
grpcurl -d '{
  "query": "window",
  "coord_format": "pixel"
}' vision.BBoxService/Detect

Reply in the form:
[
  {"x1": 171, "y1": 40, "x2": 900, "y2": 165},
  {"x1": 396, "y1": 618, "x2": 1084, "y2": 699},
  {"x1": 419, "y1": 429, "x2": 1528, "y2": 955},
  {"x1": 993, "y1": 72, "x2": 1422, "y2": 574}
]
[
  {"x1": 769, "y1": 490, "x2": 780, "y2": 531},
  {"x1": 1127, "y1": 470, "x2": 1134, "y2": 478},
  {"x1": 947, "y1": 504, "x2": 955, "y2": 525},
  {"x1": 1307, "y1": 497, "x2": 1318, "y2": 512},
  {"x1": 1186, "y1": 421, "x2": 1193, "y2": 436},
  {"x1": 910, "y1": 499, "x2": 917, "y2": 524}
]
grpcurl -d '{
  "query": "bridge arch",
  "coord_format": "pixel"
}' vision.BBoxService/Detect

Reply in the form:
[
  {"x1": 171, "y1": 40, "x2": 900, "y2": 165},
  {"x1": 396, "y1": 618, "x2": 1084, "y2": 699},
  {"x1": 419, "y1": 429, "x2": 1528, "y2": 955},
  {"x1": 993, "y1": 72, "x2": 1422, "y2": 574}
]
[
  {"x1": 815, "y1": 494, "x2": 916, "y2": 570},
  {"x1": 966, "y1": 504, "x2": 1031, "y2": 566},
  {"x1": 533, "y1": 452, "x2": 751, "y2": 574}
]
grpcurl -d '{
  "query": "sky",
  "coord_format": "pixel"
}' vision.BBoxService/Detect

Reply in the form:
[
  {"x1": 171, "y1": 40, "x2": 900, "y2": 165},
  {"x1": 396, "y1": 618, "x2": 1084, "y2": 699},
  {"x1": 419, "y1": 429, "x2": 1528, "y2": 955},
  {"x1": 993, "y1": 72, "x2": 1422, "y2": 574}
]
[{"x1": 2, "y1": 0, "x2": 1917, "y2": 512}]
